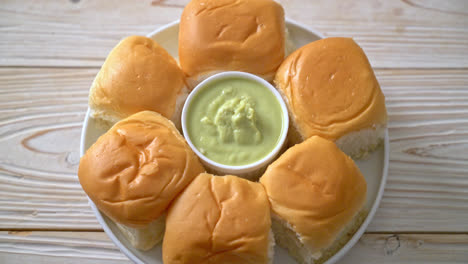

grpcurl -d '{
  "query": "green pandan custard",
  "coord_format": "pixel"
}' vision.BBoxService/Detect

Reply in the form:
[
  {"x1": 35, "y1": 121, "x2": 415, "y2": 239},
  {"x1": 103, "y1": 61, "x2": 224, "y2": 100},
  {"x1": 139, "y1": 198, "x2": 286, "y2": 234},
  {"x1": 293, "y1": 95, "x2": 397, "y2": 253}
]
[{"x1": 186, "y1": 77, "x2": 284, "y2": 166}]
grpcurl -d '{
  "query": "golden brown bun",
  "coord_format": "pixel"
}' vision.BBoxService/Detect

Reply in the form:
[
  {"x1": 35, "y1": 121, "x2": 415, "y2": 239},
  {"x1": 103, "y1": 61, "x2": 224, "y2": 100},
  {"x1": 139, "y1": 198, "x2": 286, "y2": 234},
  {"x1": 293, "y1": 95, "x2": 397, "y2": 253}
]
[
  {"x1": 163, "y1": 173, "x2": 272, "y2": 264},
  {"x1": 260, "y1": 136, "x2": 367, "y2": 252},
  {"x1": 89, "y1": 36, "x2": 187, "y2": 124},
  {"x1": 179, "y1": 0, "x2": 285, "y2": 82},
  {"x1": 275, "y1": 37, "x2": 387, "y2": 141},
  {"x1": 78, "y1": 111, "x2": 205, "y2": 228}
]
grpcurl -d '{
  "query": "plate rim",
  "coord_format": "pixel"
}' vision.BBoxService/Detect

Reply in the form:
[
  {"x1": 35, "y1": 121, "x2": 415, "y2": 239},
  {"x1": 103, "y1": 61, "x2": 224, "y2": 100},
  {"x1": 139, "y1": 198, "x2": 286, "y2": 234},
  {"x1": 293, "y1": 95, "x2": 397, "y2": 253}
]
[{"x1": 79, "y1": 19, "x2": 388, "y2": 264}]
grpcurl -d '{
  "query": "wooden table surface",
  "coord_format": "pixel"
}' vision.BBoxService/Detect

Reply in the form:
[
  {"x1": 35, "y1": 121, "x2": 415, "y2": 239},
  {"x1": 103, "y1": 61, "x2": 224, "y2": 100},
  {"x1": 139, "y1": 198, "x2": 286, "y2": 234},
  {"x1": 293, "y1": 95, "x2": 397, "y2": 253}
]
[{"x1": 1, "y1": 0, "x2": 468, "y2": 263}]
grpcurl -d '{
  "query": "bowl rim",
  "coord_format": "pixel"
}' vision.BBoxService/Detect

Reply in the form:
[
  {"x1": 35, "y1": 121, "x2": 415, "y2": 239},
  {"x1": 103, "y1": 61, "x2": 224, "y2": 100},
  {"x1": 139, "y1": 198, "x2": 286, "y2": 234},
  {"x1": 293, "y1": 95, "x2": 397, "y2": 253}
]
[{"x1": 181, "y1": 71, "x2": 290, "y2": 174}]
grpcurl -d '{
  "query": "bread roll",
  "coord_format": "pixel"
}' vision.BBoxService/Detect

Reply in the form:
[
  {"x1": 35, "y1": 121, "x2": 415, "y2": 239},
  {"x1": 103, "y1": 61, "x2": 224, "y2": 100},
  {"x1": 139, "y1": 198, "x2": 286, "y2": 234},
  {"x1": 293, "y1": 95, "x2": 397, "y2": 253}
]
[
  {"x1": 275, "y1": 37, "x2": 387, "y2": 158},
  {"x1": 179, "y1": 0, "x2": 285, "y2": 87},
  {"x1": 163, "y1": 173, "x2": 274, "y2": 264},
  {"x1": 78, "y1": 111, "x2": 205, "y2": 250},
  {"x1": 260, "y1": 136, "x2": 367, "y2": 264},
  {"x1": 89, "y1": 36, "x2": 188, "y2": 129}
]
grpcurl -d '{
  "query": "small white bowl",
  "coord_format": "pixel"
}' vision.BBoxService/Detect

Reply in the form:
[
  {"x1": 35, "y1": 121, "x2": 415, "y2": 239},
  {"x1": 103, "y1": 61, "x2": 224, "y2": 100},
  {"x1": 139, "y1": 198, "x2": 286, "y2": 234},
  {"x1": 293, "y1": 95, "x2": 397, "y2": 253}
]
[{"x1": 181, "y1": 71, "x2": 289, "y2": 177}]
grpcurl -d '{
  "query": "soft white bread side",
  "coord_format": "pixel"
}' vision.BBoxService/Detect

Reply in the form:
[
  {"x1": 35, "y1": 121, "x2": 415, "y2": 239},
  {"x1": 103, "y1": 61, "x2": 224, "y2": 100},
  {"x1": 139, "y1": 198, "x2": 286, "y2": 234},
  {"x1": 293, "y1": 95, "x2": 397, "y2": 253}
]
[
  {"x1": 267, "y1": 229, "x2": 276, "y2": 264},
  {"x1": 284, "y1": 27, "x2": 296, "y2": 58},
  {"x1": 271, "y1": 211, "x2": 368, "y2": 264},
  {"x1": 89, "y1": 36, "x2": 188, "y2": 129},
  {"x1": 274, "y1": 37, "x2": 387, "y2": 159},
  {"x1": 260, "y1": 136, "x2": 367, "y2": 263},
  {"x1": 163, "y1": 173, "x2": 273, "y2": 264},
  {"x1": 115, "y1": 214, "x2": 165, "y2": 251},
  {"x1": 170, "y1": 85, "x2": 190, "y2": 129},
  {"x1": 285, "y1": 114, "x2": 385, "y2": 159},
  {"x1": 78, "y1": 111, "x2": 205, "y2": 250},
  {"x1": 335, "y1": 124, "x2": 386, "y2": 159},
  {"x1": 179, "y1": 0, "x2": 285, "y2": 87}
]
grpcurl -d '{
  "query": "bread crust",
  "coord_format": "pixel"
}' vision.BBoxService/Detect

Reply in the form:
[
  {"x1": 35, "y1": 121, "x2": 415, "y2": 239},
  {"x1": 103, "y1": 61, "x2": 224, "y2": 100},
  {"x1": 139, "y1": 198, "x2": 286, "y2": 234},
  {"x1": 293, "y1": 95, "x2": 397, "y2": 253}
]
[
  {"x1": 78, "y1": 111, "x2": 205, "y2": 228},
  {"x1": 163, "y1": 173, "x2": 272, "y2": 264},
  {"x1": 274, "y1": 37, "x2": 387, "y2": 142},
  {"x1": 179, "y1": 0, "x2": 285, "y2": 82},
  {"x1": 89, "y1": 36, "x2": 187, "y2": 124},
  {"x1": 260, "y1": 136, "x2": 367, "y2": 253}
]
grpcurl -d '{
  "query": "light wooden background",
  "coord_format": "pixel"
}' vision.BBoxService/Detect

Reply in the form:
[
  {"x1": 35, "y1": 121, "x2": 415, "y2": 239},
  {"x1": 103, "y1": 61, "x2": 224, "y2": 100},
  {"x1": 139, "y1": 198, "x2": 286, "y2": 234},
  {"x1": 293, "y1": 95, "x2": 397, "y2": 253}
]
[{"x1": 1, "y1": 0, "x2": 468, "y2": 263}]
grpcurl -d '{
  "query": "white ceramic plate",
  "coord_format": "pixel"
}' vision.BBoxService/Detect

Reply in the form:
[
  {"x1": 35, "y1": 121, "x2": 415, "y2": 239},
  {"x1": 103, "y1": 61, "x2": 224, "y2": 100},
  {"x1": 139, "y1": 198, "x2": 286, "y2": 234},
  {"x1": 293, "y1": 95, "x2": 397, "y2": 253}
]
[{"x1": 80, "y1": 19, "x2": 389, "y2": 264}]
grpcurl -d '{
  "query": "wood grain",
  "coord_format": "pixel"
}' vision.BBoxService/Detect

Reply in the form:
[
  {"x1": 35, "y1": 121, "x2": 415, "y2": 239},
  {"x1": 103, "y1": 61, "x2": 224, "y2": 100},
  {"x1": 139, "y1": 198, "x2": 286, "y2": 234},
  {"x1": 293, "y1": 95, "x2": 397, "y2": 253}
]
[
  {"x1": 1, "y1": 0, "x2": 467, "y2": 68},
  {"x1": 369, "y1": 69, "x2": 468, "y2": 232},
  {"x1": 343, "y1": 233, "x2": 468, "y2": 263},
  {"x1": 0, "y1": 231, "x2": 129, "y2": 264},
  {"x1": 1, "y1": 231, "x2": 467, "y2": 263},
  {"x1": 1, "y1": 1, "x2": 466, "y2": 263},
  {"x1": 0, "y1": 67, "x2": 467, "y2": 232},
  {"x1": 0, "y1": 68, "x2": 96, "y2": 229}
]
